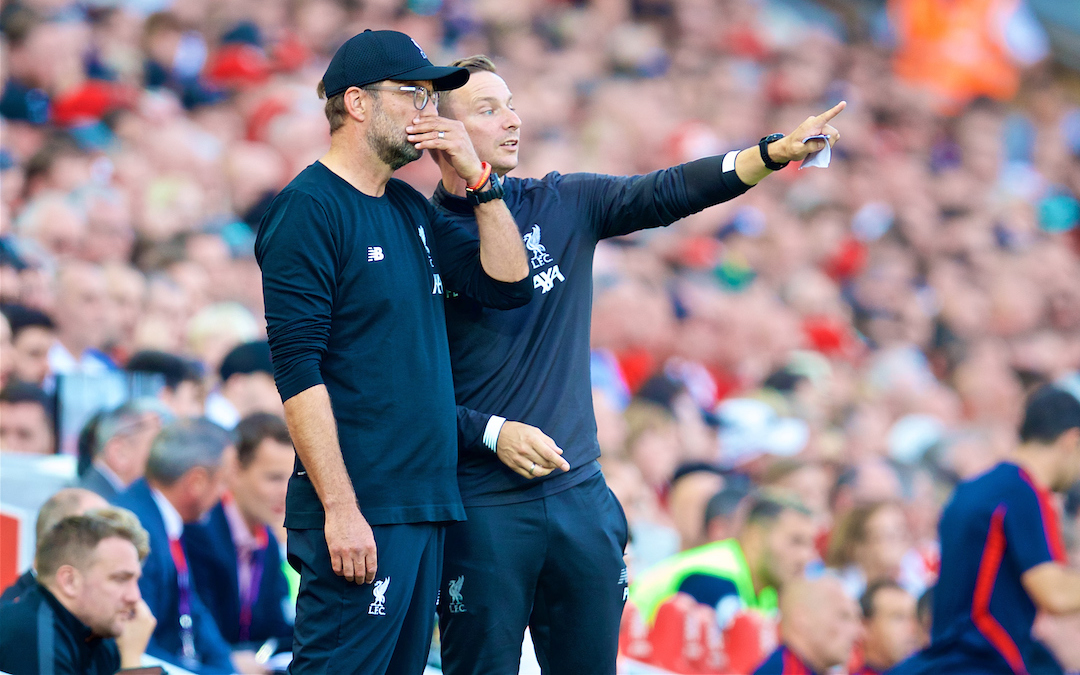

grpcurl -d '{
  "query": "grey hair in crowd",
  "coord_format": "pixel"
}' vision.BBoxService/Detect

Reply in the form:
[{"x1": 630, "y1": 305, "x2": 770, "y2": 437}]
[
  {"x1": 145, "y1": 418, "x2": 233, "y2": 486},
  {"x1": 93, "y1": 401, "x2": 145, "y2": 456}
]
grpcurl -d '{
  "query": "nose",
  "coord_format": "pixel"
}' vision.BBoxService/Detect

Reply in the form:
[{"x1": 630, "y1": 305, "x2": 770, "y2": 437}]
[
  {"x1": 418, "y1": 95, "x2": 439, "y2": 118},
  {"x1": 506, "y1": 109, "x2": 521, "y2": 130},
  {"x1": 124, "y1": 581, "x2": 142, "y2": 604}
]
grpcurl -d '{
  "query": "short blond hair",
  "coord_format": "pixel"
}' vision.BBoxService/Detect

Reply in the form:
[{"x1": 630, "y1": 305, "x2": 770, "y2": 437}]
[
  {"x1": 448, "y1": 55, "x2": 497, "y2": 74},
  {"x1": 36, "y1": 512, "x2": 150, "y2": 578}
]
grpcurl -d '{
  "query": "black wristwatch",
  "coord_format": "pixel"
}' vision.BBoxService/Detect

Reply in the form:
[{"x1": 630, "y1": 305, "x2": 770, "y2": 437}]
[
  {"x1": 758, "y1": 133, "x2": 789, "y2": 171},
  {"x1": 466, "y1": 170, "x2": 505, "y2": 206}
]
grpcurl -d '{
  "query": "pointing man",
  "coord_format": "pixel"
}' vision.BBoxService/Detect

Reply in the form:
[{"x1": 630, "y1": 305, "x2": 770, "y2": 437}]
[{"x1": 433, "y1": 54, "x2": 842, "y2": 674}]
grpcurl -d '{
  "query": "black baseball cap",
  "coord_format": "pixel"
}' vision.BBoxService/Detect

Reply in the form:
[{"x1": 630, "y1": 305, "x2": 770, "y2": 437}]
[{"x1": 321, "y1": 30, "x2": 469, "y2": 98}]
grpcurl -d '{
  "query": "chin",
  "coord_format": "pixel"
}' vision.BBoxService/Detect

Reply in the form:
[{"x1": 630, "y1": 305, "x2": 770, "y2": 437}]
[{"x1": 493, "y1": 159, "x2": 518, "y2": 176}]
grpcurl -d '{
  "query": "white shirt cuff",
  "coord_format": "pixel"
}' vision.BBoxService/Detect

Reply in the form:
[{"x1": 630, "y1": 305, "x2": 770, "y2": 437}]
[
  {"x1": 722, "y1": 150, "x2": 739, "y2": 173},
  {"x1": 483, "y1": 415, "x2": 506, "y2": 452}
]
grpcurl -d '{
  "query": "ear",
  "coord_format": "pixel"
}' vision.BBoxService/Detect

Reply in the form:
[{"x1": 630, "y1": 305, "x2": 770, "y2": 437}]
[
  {"x1": 343, "y1": 86, "x2": 369, "y2": 123},
  {"x1": 102, "y1": 437, "x2": 127, "y2": 469},
  {"x1": 53, "y1": 564, "x2": 82, "y2": 598},
  {"x1": 1058, "y1": 427, "x2": 1080, "y2": 453},
  {"x1": 180, "y1": 466, "x2": 211, "y2": 502}
]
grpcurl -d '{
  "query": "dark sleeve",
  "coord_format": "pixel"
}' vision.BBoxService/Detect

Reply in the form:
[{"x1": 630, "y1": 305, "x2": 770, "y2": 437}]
[
  {"x1": 427, "y1": 204, "x2": 533, "y2": 309},
  {"x1": 457, "y1": 405, "x2": 494, "y2": 454},
  {"x1": 1004, "y1": 485, "x2": 1061, "y2": 573},
  {"x1": 563, "y1": 153, "x2": 753, "y2": 240},
  {"x1": 255, "y1": 191, "x2": 337, "y2": 402}
]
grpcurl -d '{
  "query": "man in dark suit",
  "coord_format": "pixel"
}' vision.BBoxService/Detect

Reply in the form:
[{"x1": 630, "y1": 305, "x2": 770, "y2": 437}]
[
  {"x1": 79, "y1": 400, "x2": 163, "y2": 501},
  {"x1": 184, "y1": 413, "x2": 294, "y2": 648},
  {"x1": 115, "y1": 417, "x2": 261, "y2": 674}
]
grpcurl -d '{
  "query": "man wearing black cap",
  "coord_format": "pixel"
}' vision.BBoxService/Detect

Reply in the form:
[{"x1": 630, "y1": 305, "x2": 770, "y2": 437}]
[
  {"x1": 254, "y1": 30, "x2": 530, "y2": 675},
  {"x1": 429, "y1": 55, "x2": 843, "y2": 675},
  {"x1": 892, "y1": 385, "x2": 1080, "y2": 675}
]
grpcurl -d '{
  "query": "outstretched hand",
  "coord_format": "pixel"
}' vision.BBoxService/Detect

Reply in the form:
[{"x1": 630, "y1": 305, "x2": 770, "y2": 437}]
[
  {"x1": 496, "y1": 421, "x2": 571, "y2": 479},
  {"x1": 773, "y1": 101, "x2": 846, "y2": 163}
]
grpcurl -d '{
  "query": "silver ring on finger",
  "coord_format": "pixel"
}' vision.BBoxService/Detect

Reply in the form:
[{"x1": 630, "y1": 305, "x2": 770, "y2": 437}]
[
  {"x1": 438, "y1": 130, "x2": 445, "y2": 139},
  {"x1": 529, "y1": 462, "x2": 536, "y2": 475}
]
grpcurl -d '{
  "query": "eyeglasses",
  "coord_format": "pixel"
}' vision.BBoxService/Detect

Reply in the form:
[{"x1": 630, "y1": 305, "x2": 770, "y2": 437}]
[{"x1": 364, "y1": 84, "x2": 439, "y2": 110}]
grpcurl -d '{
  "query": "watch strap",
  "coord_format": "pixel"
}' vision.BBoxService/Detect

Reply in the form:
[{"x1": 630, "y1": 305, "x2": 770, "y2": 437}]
[{"x1": 758, "y1": 134, "x2": 789, "y2": 171}]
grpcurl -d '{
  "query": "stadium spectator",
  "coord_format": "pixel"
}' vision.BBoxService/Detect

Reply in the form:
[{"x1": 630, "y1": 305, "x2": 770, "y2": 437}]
[
  {"x1": 126, "y1": 350, "x2": 205, "y2": 418},
  {"x1": 629, "y1": 496, "x2": 817, "y2": 626},
  {"x1": 47, "y1": 261, "x2": 116, "y2": 379},
  {"x1": 103, "y1": 262, "x2": 147, "y2": 363},
  {"x1": 78, "y1": 401, "x2": 162, "y2": 501},
  {"x1": 826, "y1": 501, "x2": 923, "y2": 599},
  {"x1": 855, "y1": 580, "x2": 921, "y2": 674},
  {"x1": 185, "y1": 303, "x2": 261, "y2": 382},
  {"x1": 0, "y1": 311, "x2": 12, "y2": 387},
  {"x1": 0, "y1": 512, "x2": 156, "y2": 675},
  {"x1": 183, "y1": 413, "x2": 294, "y2": 648},
  {"x1": 753, "y1": 575, "x2": 862, "y2": 675},
  {"x1": 204, "y1": 340, "x2": 280, "y2": 430},
  {"x1": 0, "y1": 380, "x2": 54, "y2": 454},
  {"x1": 704, "y1": 482, "x2": 754, "y2": 543},
  {"x1": 668, "y1": 463, "x2": 726, "y2": 551},
  {"x1": 1, "y1": 303, "x2": 55, "y2": 386},
  {"x1": 0, "y1": 487, "x2": 108, "y2": 604},
  {"x1": 13, "y1": 191, "x2": 87, "y2": 260},
  {"x1": 114, "y1": 418, "x2": 244, "y2": 674}
]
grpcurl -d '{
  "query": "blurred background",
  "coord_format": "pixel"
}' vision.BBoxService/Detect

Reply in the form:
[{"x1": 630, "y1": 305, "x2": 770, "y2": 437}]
[{"x1": 2, "y1": 0, "x2": 1080, "y2": 672}]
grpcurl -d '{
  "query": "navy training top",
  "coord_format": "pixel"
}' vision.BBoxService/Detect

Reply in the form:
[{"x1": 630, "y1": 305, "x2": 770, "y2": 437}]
[
  {"x1": 437, "y1": 156, "x2": 751, "y2": 506},
  {"x1": 256, "y1": 162, "x2": 531, "y2": 527},
  {"x1": 0, "y1": 582, "x2": 121, "y2": 675},
  {"x1": 893, "y1": 462, "x2": 1066, "y2": 675}
]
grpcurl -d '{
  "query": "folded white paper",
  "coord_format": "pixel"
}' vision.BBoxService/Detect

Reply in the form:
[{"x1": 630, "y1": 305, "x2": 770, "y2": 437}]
[{"x1": 799, "y1": 134, "x2": 831, "y2": 169}]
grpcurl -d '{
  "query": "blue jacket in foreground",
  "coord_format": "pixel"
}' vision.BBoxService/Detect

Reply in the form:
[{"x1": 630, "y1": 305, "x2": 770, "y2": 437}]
[
  {"x1": 182, "y1": 501, "x2": 293, "y2": 647},
  {"x1": 256, "y1": 162, "x2": 532, "y2": 527},
  {"x1": 438, "y1": 158, "x2": 752, "y2": 505},
  {"x1": 114, "y1": 479, "x2": 233, "y2": 674}
]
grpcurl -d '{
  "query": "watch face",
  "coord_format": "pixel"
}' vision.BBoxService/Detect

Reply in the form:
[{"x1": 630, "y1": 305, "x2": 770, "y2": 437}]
[{"x1": 764, "y1": 133, "x2": 785, "y2": 143}]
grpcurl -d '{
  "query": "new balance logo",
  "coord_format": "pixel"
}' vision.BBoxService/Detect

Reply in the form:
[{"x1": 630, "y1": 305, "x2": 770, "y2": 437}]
[
  {"x1": 368, "y1": 577, "x2": 390, "y2": 616},
  {"x1": 368, "y1": 247, "x2": 384, "y2": 262},
  {"x1": 533, "y1": 265, "x2": 564, "y2": 294}
]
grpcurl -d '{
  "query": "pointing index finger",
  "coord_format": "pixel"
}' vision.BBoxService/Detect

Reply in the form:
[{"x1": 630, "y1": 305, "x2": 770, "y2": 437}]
[{"x1": 815, "y1": 100, "x2": 847, "y2": 124}]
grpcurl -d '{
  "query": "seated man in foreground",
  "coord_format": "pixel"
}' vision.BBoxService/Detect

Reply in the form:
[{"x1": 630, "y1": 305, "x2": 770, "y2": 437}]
[{"x1": 0, "y1": 511, "x2": 157, "y2": 674}]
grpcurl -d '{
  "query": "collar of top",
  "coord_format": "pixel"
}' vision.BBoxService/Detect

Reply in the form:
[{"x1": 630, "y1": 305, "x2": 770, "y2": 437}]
[
  {"x1": 321, "y1": 30, "x2": 469, "y2": 97},
  {"x1": 36, "y1": 582, "x2": 100, "y2": 643}
]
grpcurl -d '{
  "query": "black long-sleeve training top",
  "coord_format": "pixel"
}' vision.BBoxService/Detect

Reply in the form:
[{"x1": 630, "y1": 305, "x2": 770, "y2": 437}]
[
  {"x1": 441, "y1": 153, "x2": 753, "y2": 506},
  {"x1": 256, "y1": 161, "x2": 532, "y2": 527},
  {"x1": 0, "y1": 582, "x2": 122, "y2": 675}
]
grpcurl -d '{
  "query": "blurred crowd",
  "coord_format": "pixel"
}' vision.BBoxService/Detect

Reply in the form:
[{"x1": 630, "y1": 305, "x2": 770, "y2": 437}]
[{"x1": 3, "y1": 0, "x2": 1080, "y2": 672}]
